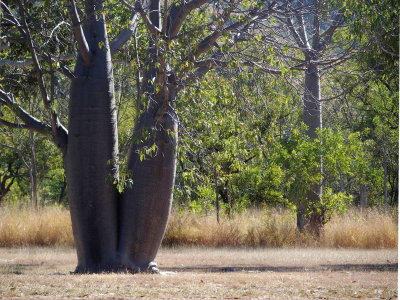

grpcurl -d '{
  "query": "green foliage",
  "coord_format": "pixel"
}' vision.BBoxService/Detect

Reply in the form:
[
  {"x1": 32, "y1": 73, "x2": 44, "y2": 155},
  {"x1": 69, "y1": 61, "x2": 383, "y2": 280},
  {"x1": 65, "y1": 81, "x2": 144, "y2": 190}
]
[{"x1": 319, "y1": 188, "x2": 352, "y2": 223}]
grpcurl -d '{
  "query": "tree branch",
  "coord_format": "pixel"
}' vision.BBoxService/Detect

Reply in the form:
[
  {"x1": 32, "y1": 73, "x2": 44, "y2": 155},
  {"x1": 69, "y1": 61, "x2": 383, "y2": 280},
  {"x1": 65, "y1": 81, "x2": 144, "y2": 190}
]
[
  {"x1": 285, "y1": 16, "x2": 307, "y2": 50},
  {"x1": 243, "y1": 61, "x2": 282, "y2": 74},
  {"x1": 193, "y1": 58, "x2": 228, "y2": 68},
  {"x1": 311, "y1": 2, "x2": 320, "y2": 50},
  {"x1": 18, "y1": 1, "x2": 50, "y2": 105},
  {"x1": 67, "y1": 0, "x2": 92, "y2": 65},
  {"x1": 110, "y1": 12, "x2": 139, "y2": 54},
  {"x1": 120, "y1": 0, "x2": 134, "y2": 10},
  {"x1": 295, "y1": 12, "x2": 310, "y2": 50},
  {"x1": 0, "y1": 118, "x2": 29, "y2": 129},
  {"x1": 180, "y1": 3, "x2": 277, "y2": 88},
  {"x1": 193, "y1": 29, "x2": 223, "y2": 59},
  {"x1": 0, "y1": 54, "x2": 75, "y2": 68},
  {"x1": 0, "y1": 90, "x2": 68, "y2": 154},
  {"x1": 0, "y1": 1, "x2": 26, "y2": 35},
  {"x1": 185, "y1": 3, "x2": 274, "y2": 71},
  {"x1": 0, "y1": 142, "x2": 21, "y2": 152},
  {"x1": 161, "y1": 0, "x2": 169, "y2": 35},
  {"x1": 135, "y1": 0, "x2": 162, "y2": 36},
  {"x1": 0, "y1": 90, "x2": 52, "y2": 136},
  {"x1": 167, "y1": 0, "x2": 209, "y2": 37},
  {"x1": 319, "y1": 9, "x2": 344, "y2": 50}
]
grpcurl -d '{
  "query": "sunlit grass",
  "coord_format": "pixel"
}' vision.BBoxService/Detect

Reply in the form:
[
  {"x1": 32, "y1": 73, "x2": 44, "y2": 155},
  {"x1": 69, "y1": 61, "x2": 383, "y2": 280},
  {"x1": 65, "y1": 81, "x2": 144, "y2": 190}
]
[
  {"x1": 0, "y1": 206, "x2": 73, "y2": 247},
  {"x1": 320, "y1": 208, "x2": 398, "y2": 248},
  {"x1": 164, "y1": 209, "x2": 301, "y2": 247},
  {"x1": 0, "y1": 206, "x2": 397, "y2": 248},
  {"x1": 164, "y1": 208, "x2": 398, "y2": 248}
]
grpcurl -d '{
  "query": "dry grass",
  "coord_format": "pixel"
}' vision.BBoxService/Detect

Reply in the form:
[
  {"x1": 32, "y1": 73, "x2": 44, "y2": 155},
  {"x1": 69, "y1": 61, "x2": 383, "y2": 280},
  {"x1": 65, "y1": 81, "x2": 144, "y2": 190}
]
[
  {"x1": 321, "y1": 208, "x2": 398, "y2": 249},
  {"x1": 0, "y1": 207, "x2": 73, "y2": 247},
  {"x1": 164, "y1": 208, "x2": 397, "y2": 248},
  {"x1": 164, "y1": 209, "x2": 302, "y2": 247},
  {"x1": 0, "y1": 247, "x2": 397, "y2": 299},
  {"x1": 0, "y1": 206, "x2": 397, "y2": 248}
]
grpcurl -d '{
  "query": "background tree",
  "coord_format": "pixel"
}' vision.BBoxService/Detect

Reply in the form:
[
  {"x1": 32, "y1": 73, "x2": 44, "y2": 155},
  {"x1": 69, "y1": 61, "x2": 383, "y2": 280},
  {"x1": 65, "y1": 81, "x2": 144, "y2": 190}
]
[{"x1": 271, "y1": 0, "x2": 350, "y2": 235}]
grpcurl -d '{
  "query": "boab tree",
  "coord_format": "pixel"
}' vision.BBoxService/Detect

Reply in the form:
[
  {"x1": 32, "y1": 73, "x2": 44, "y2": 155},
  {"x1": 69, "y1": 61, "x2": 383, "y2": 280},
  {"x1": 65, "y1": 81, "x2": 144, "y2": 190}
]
[
  {"x1": 246, "y1": 0, "x2": 349, "y2": 235},
  {"x1": 0, "y1": 0, "x2": 274, "y2": 272},
  {"x1": 279, "y1": 0, "x2": 346, "y2": 235}
]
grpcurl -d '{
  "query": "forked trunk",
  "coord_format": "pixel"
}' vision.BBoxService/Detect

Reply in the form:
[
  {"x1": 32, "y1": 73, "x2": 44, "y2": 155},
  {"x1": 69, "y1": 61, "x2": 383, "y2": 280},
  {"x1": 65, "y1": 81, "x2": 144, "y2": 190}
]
[
  {"x1": 119, "y1": 99, "x2": 178, "y2": 272},
  {"x1": 66, "y1": 16, "x2": 119, "y2": 273}
]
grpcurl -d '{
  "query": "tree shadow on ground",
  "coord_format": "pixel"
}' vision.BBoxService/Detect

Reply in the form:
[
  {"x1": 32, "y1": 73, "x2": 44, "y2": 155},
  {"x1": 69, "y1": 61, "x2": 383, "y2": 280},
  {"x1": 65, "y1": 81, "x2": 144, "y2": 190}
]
[
  {"x1": 0, "y1": 263, "x2": 397, "y2": 274},
  {"x1": 0, "y1": 263, "x2": 42, "y2": 274},
  {"x1": 163, "y1": 263, "x2": 398, "y2": 273}
]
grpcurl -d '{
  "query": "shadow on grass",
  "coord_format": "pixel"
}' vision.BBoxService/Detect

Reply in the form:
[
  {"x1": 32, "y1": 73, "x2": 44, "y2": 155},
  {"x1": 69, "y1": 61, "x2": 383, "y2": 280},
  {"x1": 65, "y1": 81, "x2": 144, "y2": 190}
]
[
  {"x1": 163, "y1": 263, "x2": 398, "y2": 273},
  {"x1": 0, "y1": 263, "x2": 397, "y2": 275},
  {"x1": 0, "y1": 263, "x2": 43, "y2": 274}
]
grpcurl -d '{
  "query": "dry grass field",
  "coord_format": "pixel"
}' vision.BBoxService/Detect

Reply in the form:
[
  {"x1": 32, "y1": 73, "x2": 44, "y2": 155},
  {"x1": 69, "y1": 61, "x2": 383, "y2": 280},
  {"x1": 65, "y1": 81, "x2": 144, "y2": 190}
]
[
  {"x1": 0, "y1": 247, "x2": 397, "y2": 299},
  {"x1": 0, "y1": 207, "x2": 397, "y2": 248}
]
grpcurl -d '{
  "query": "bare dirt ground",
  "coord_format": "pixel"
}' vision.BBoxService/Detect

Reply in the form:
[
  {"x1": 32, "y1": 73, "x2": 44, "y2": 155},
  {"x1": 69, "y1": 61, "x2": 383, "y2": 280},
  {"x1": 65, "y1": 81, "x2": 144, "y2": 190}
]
[{"x1": 0, "y1": 247, "x2": 397, "y2": 299}]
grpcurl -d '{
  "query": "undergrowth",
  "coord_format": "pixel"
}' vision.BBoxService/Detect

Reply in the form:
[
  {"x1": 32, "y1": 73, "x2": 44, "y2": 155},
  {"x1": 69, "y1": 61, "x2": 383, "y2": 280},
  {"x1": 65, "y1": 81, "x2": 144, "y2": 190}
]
[{"x1": 0, "y1": 206, "x2": 397, "y2": 248}]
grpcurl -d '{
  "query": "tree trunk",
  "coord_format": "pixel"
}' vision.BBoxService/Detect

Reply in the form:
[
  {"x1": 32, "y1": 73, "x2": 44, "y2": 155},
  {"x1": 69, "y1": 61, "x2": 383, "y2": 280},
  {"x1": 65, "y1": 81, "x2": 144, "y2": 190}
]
[
  {"x1": 0, "y1": 176, "x2": 14, "y2": 204},
  {"x1": 214, "y1": 172, "x2": 220, "y2": 224},
  {"x1": 296, "y1": 205, "x2": 307, "y2": 232},
  {"x1": 303, "y1": 63, "x2": 322, "y2": 141},
  {"x1": 29, "y1": 132, "x2": 38, "y2": 209},
  {"x1": 58, "y1": 176, "x2": 67, "y2": 204},
  {"x1": 359, "y1": 184, "x2": 367, "y2": 207},
  {"x1": 383, "y1": 149, "x2": 388, "y2": 207},
  {"x1": 297, "y1": 62, "x2": 323, "y2": 234},
  {"x1": 66, "y1": 15, "x2": 119, "y2": 273},
  {"x1": 119, "y1": 94, "x2": 178, "y2": 273}
]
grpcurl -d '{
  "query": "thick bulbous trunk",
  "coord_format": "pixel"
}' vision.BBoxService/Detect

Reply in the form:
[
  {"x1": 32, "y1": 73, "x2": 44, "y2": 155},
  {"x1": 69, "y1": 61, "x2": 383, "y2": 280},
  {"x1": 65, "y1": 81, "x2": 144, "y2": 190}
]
[
  {"x1": 119, "y1": 102, "x2": 178, "y2": 273},
  {"x1": 66, "y1": 17, "x2": 119, "y2": 273}
]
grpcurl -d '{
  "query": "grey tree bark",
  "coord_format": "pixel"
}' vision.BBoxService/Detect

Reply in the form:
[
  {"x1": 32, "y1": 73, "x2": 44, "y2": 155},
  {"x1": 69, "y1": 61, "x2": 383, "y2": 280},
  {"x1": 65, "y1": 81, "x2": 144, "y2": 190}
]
[
  {"x1": 29, "y1": 131, "x2": 39, "y2": 209},
  {"x1": 66, "y1": 10, "x2": 120, "y2": 272},
  {"x1": 383, "y1": 148, "x2": 389, "y2": 207},
  {"x1": 119, "y1": 101, "x2": 178, "y2": 272},
  {"x1": 117, "y1": 0, "x2": 181, "y2": 272},
  {"x1": 279, "y1": 1, "x2": 343, "y2": 235},
  {"x1": 297, "y1": 61, "x2": 323, "y2": 235},
  {"x1": 359, "y1": 184, "x2": 367, "y2": 207}
]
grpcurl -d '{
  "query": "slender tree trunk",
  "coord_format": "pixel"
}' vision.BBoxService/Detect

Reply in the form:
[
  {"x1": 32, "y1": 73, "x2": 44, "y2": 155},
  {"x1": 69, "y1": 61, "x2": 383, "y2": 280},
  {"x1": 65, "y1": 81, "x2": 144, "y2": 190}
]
[
  {"x1": 297, "y1": 62, "x2": 323, "y2": 235},
  {"x1": 0, "y1": 176, "x2": 14, "y2": 204},
  {"x1": 66, "y1": 15, "x2": 119, "y2": 273},
  {"x1": 383, "y1": 149, "x2": 388, "y2": 207},
  {"x1": 119, "y1": 92, "x2": 178, "y2": 273},
  {"x1": 29, "y1": 131, "x2": 38, "y2": 209},
  {"x1": 296, "y1": 205, "x2": 307, "y2": 232},
  {"x1": 214, "y1": 171, "x2": 220, "y2": 224},
  {"x1": 359, "y1": 184, "x2": 367, "y2": 207},
  {"x1": 0, "y1": 179, "x2": 7, "y2": 203},
  {"x1": 58, "y1": 176, "x2": 67, "y2": 204}
]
